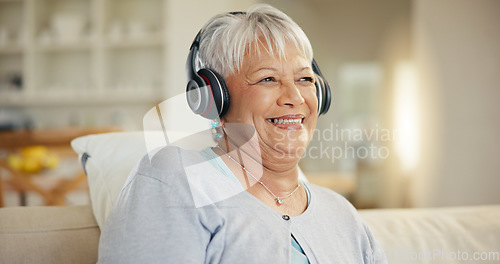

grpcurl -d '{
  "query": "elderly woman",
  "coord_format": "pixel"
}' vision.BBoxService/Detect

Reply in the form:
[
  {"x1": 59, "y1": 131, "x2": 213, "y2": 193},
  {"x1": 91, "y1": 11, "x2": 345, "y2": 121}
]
[{"x1": 98, "y1": 4, "x2": 387, "y2": 264}]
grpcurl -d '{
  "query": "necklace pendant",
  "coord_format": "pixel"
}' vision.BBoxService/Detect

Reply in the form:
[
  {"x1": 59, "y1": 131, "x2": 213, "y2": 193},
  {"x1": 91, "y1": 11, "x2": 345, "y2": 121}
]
[{"x1": 277, "y1": 199, "x2": 283, "y2": 205}]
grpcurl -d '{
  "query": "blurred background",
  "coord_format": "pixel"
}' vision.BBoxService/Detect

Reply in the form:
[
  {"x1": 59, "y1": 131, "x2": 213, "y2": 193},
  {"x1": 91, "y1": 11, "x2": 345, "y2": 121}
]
[{"x1": 0, "y1": 0, "x2": 499, "y2": 208}]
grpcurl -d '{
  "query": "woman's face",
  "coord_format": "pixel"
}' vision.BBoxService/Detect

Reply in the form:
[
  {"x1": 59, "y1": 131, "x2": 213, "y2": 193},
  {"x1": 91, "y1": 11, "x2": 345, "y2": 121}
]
[{"x1": 222, "y1": 42, "x2": 318, "y2": 161}]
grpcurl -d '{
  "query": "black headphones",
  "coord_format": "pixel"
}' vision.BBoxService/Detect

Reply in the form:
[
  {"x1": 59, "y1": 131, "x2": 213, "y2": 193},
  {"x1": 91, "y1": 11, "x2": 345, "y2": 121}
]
[{"x1": 186, "y1": 12, "x2": 331, "y2": 120}]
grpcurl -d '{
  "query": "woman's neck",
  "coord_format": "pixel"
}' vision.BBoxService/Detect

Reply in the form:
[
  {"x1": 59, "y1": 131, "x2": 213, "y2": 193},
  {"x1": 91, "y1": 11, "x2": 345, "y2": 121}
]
[{"x1": 215, "y1": 139, "x2": 301, "y2": 195}]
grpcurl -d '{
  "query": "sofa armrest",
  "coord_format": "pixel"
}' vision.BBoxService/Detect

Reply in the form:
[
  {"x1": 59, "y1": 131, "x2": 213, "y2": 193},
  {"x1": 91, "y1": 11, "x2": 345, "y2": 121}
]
[{"x1": 0, "y1": 205, "x2": 100, "y2": 264}]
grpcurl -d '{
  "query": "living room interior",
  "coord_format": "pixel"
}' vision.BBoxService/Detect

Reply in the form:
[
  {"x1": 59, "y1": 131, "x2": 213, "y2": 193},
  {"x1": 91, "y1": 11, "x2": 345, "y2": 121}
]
[
  {"x1": 1, "y1": 0, "x2": 498, "y2": 209},
  {"x1": 0, "y1": 0, "x2": 499, "y2": 263}
]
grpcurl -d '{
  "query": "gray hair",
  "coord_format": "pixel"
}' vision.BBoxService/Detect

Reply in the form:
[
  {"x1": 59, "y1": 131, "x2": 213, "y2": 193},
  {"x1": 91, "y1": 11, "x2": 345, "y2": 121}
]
[{"x1": 197, "y1": 4, "x2": 313, "y2": 77}]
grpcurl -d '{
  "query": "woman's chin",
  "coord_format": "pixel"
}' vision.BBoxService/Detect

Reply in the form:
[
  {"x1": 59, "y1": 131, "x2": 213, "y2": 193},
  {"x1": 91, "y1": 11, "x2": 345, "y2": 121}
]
[{"x1": 268, "y1": 141, "x2": 308, "y2": 160}]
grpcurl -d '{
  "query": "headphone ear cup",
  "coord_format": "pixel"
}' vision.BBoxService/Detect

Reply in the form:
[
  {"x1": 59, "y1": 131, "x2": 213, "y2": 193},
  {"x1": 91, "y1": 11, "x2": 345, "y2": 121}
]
[
  {"x1": 311, "y1": 59, "x2": 332, "y2": 116},
  {"x1": 321, "y1": 77, "x2": 332, "y2": 115},
  {"x1": 186, "y1": 75, "x2": 210, "y2": 115},
  {"x1": 315, "y1": 74, "x2": 326, "y2": 116},
  {"x1": 197, "y1": 69, "x2": 230, "y2": 119}
]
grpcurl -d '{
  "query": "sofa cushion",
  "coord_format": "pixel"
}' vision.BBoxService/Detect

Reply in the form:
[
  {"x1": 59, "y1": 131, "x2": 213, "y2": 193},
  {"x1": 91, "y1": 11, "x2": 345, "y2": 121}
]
[
  {"x1": 0, "y1": 205, "x2": 99, "y2": 264},
  {"x1": 71, "y1": 132, "x2": 152, "y2": 229}
]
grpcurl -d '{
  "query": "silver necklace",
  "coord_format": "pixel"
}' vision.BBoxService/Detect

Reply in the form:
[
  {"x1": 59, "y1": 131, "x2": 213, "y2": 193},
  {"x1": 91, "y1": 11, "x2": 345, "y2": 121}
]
[{"x1": 216, "y1": 146, "x2": 300, "y2": 205}]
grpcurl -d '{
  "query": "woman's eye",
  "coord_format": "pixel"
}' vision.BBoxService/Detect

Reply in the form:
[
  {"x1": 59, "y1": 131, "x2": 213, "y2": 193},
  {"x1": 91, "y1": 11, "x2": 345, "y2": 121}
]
[
  {"x1": 259, "y1": 77, "x2": 276, "y2": 83},
  {"x1": 299, "y1": 77, "x2": 314, "y2": 83}
]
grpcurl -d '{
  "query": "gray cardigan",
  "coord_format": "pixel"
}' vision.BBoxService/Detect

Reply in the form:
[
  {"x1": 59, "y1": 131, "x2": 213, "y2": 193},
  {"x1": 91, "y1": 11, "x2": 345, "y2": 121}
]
[{"x1": 98, "y1": 146, "x2": 387, "y2": 264}]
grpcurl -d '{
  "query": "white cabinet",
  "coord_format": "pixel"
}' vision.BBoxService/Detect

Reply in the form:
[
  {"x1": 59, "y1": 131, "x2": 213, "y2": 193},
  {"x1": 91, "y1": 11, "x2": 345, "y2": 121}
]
[{"x1": 0, "y1": 0, "x2": 165, "y2": 106}]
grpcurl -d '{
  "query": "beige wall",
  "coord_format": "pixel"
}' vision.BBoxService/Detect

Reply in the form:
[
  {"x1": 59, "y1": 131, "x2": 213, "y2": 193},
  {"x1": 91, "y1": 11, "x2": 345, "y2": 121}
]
[{"x1": 413, "y1": 0, "x2": 500, "y2": 207}]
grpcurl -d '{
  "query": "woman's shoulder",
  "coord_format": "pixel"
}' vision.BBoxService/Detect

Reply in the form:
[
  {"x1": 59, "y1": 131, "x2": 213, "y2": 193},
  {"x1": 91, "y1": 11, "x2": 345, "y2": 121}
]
[
  {"x1": 149, "y1": 145, "x2": 206, "y2": 167},
  {"x1": 129, "y1": 146, "x2": 241, "y2": 208},
  {"x1": 120, "y1": 145, "x2": 208, "y2": 194},
  {"x1": 134, "y1": 145, "x2": 207, "y2": 176},
  {"x1": 117, "y1": 146, "x2": 215, "y2": 208}
]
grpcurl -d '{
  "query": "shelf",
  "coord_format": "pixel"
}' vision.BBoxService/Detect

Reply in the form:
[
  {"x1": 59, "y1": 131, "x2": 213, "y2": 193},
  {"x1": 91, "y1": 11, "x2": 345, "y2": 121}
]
[
  {"x1": 104, "y1": 33, "x2": 163, "y2": 49},
  {"x1": 0, "y1": 91, "x2": 160, "y2": 107},
  {"x1": 34, "y1": 40, "x2": 94, "y2": 53}
]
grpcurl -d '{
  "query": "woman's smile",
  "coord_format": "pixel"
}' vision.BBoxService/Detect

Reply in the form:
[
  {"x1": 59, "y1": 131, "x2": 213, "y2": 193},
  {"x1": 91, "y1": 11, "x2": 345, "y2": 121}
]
[{"x1": 266, "y1": 114, "x2": 305, "y2": 130}]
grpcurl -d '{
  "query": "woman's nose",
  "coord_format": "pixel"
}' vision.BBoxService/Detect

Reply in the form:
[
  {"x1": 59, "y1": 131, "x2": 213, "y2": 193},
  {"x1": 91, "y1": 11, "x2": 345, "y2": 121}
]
[{"x1": 277, "y1": 81, "x2": 306, "y2": 107}]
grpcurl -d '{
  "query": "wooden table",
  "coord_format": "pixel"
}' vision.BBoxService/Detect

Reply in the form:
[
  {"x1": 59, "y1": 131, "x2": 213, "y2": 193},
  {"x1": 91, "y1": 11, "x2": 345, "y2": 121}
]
[{"x1": 0, "y1": 127, "x2": 119, "y2": 207}]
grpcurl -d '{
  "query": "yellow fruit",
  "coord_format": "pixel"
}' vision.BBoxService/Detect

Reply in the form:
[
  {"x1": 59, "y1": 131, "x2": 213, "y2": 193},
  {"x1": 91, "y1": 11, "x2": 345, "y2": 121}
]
[
  {"x1": 22, "y1": 146, "x2": 48, "y2": 159},
  {"x1": 22, "y1": 157, "x2": 42, "y2": 173},
  {"x1": 7, "y1": 154, "x2": 23, "y2": 171}
]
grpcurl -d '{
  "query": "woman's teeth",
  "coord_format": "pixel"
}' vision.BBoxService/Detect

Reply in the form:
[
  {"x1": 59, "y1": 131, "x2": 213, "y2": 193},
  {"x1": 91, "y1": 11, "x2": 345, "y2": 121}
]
[{"x1": 267, "y1": 118, "x2": 303, "y2": 124}]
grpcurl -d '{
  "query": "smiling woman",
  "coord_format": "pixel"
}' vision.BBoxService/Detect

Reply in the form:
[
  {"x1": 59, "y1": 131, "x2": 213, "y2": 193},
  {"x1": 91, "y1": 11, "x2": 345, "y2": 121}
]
[{"x1": 97, "y1": 4, "x2": 387, "y2": 264}]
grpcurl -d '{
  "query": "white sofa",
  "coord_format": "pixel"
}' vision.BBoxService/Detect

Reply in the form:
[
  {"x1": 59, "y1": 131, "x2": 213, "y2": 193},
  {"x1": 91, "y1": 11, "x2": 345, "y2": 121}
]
[{"x1": 1, "y1": 132, "x2": 499, "y2": 263}]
